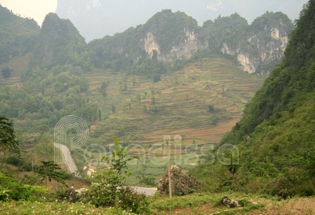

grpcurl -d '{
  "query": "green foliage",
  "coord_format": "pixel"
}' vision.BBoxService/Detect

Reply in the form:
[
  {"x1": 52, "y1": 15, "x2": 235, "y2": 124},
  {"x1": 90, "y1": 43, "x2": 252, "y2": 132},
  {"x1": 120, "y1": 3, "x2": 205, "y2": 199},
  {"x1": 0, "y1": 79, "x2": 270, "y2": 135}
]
[
  {"x1": 0, "y1": 172, "x2": 49, "y2": 201},
  {"x1": 208, "y1": 105, "x2": 214, "y2": 112},
  {"x1": 111, "y1": 104, "x2": 116, "y2": 114},
  {"x1": 1, "y1": 66, "x2": 12, "y2": 78},
  {"x1": 35, "y1": 161, "x2": 67, "y2": 187},
  {"x1": 34, "y1": 124, "x2": 50, "y2": 136},
  {"x1": 30, "y1": 13, "x2": 86, "y2": 69},
  {"x1": 142, "y1": 105, "x2": 147, "y2": 112},
  {"x1": 5, "y1": 155, "x2": 33, "y2": 172},
  {"x1": 86, "y1": 136, "x2": 151, "y2": 214},
  {"x1": 0, "y1": 64, "x2": 96, "y2": 126},
  {"x1": 33, "y1": 136, "x2": 54, "y2": 160},
  {"x1": 0, "y1": 201, "x2": 136, "y2": 214},
  {"x1": 207, "y1": 114, "x2": 220, "y2": 126},
  {"x1": 0, "y1": 5, "x2": 40, "y2": 64},
  {"x1": 151, "y1": 96, "x2": 155, "y2": 105},
  {"x1": 153, "y1": 74, "x2": 161, "y2": 82},
  {"x1": 0, "y1": 115, "x2": 20, "y2": 158},
  {"x1": 149, "y1": 105, "x2": 158, "y2": 114},
  {"x1": 137, "y1": 175, "x2": 156, "y2": 186}
]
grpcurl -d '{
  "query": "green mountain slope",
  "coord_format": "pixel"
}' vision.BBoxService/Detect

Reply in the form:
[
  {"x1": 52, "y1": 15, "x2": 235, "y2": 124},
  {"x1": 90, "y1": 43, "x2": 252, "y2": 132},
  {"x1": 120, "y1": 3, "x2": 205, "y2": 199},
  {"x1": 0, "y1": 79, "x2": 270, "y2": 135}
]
[
  {"x1": 0, "y1": 5, "x2": 40, "y2": 64},
  {"x1": 30, "y1": 13, "x2": 86, "y2": 69},
  {"x1": 193, "y1": 0, "x2": 315, "y2": 197}
]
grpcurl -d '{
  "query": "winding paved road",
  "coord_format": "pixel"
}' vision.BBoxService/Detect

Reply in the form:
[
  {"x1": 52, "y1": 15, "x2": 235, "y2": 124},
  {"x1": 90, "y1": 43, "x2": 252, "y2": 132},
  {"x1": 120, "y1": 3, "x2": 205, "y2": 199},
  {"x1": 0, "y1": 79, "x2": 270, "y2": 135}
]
[
  {"x1": 54, "y1": 143, "x2": 78, "y2": 173},
  {"x1": 54, "y1": 143, "x2": 157, "y2": 196}
]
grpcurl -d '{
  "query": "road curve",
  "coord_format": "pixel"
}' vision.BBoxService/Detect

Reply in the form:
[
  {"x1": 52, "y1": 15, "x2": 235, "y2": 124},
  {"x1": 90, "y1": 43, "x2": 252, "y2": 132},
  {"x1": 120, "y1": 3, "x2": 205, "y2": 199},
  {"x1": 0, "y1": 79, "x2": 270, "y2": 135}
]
[
  {"x1": 131, "y1": 187, "x2": 157, "y2": 196},
  {"x1": 54, "y1": 143, "x2": 157, "y2": 196},
  {"x1": 54, "y1": 143, "x2": 78, "y2": 173}
]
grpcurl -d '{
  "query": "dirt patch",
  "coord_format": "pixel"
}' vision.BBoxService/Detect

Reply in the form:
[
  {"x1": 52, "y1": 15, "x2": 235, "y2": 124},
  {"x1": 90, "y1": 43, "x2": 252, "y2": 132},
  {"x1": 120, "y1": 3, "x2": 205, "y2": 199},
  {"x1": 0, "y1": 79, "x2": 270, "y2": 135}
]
[
  {"x1": 248, "y1": 198, "x2": 315, "y2": 215},
  {"x1": 16, "y1": 171, "x2": 90, "y2": 193},
  {"x1": 90, "y1": 125, "x2": 97, "y2": 133},
  {"x1": 162, "y1": 204, "x2": 230, "y2": 215}
]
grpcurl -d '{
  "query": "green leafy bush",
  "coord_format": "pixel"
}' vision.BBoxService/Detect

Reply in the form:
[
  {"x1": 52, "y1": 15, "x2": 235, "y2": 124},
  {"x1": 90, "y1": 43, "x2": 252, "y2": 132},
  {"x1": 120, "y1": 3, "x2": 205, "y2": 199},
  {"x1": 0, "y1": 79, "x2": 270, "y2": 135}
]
[
  {"x1": 0, "y1": 172, "x2": 49, "y2": 201},
  {"x1": 86, "y1": 136, "x2": 151, "y2": 214}
]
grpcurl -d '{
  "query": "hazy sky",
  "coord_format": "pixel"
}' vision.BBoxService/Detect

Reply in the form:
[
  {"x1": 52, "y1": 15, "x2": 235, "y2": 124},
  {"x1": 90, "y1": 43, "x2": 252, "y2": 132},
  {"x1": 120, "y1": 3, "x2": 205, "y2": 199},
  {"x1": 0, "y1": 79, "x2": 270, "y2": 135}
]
[
  {"x1": 0, "y1": 0, "x2": 309, "y2": 42},
  {"x1": 0, "y1": 0, "x2": 58, "y2": 25}
]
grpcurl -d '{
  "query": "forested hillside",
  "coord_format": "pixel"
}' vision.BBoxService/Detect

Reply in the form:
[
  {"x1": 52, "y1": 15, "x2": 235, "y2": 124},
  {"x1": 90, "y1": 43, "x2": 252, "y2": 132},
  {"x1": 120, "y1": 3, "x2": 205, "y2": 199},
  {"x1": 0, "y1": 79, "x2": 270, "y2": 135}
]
[
  {"x1": 0, "y1": 5, "x2": 40, "y2": 65},
  {"x1": 30, "y1": 13, "x2": 86, "y2": 69},
  {"x1": 193, "y1": 0, "x2": 315, "y2": 197}
]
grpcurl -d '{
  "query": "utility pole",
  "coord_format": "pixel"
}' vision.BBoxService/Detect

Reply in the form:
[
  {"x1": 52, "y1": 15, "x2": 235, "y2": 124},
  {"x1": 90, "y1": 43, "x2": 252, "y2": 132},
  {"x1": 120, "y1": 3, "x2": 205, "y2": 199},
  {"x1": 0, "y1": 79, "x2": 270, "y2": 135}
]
[{"x1": 167, "y1": 140, "x2": 172, "y2": 198}]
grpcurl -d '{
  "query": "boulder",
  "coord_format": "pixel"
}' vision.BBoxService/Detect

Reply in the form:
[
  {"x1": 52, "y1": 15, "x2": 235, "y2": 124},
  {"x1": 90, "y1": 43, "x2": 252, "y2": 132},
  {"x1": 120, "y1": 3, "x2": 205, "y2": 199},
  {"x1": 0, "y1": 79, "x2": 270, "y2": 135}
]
[
  {"x1": 66, "y1": 186, "x2": 87, "y2": 203},
  {"x1": 157, "y1": 165, "x2": 204, "y2": 195},
  {"x1": 220, "y1": 196, "x2": 239, "y2": 208}
]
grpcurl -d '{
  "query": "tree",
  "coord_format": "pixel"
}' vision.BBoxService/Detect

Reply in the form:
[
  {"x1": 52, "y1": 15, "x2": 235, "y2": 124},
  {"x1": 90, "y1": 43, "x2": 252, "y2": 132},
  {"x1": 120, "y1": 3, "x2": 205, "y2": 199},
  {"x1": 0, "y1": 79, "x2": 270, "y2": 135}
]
[
  {"x1": 1, "y1": 66, "x2": 12, "y2": 78},
  {"x1": 151, "y1": 96, "x2": 156, "y2": 105},
  {"x1": 99, "y1": 109, "x2": 102, "y2": 120},
  {"x1": 35, "y1": 161, "x2": 67, "y2": 187},
  {"x1": 101, "y1": 88, "x2": 107, "y2": 98},
  {"x1": 101, "y1": 81, "x2": 108, "y2": 90},
  {"x1": 34, "y1": 125, "x2": 50, "y2": 137},
  {"x1": 181, "y1": 133, "x2": 186, "y2": 144},
  {"x1": 0, "y1": 115, "x2": 20, "y2": 165},
  {"x1": 143, "y1": 105, "x2": 147, "y2": 112},
  {"x1": 208, "y1": 105, "x2": 214, "y2": 112},
  {"x1": 111, "y1": 105, "x2": 116, "y2": 114},
  {"x1": 33, "y1": 136, "x2": 54, "y2": 161},
  {"x1": 136, "y1": 94, "x2": 141, "y2": 104},
  {"x1": 153, "y1": 74, "x2": 161, "y2": 82}
]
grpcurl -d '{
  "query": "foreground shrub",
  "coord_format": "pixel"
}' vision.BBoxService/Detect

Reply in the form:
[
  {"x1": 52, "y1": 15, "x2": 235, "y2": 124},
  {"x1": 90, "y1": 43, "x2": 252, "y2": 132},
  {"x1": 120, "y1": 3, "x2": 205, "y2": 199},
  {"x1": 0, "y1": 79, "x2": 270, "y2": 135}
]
[
  {"x1": 0, "y1": 172, "x2": 49, "y2": 201},
  {"x1": 86, "y1": 136, "x2": 152, "y2": 214}
]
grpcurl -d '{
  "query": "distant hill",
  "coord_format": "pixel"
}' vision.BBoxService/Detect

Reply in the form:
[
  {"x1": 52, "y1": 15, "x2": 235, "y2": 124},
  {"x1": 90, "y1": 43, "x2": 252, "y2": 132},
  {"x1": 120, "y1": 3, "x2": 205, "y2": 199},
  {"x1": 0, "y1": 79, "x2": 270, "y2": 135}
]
[{"x1": 0, "y1": 5, "x2": 40, "y2": 65}]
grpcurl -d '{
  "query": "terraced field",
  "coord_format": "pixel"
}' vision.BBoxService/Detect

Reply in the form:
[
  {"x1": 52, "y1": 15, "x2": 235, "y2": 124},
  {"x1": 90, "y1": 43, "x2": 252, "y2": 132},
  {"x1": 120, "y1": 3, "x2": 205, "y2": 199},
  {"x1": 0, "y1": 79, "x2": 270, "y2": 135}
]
[
  {"x1": 82, "y1": 56, "x2": 267, "y2": 182},
  {"x1": 1, "y1": 53, "x2": 267, "y2": 182}
]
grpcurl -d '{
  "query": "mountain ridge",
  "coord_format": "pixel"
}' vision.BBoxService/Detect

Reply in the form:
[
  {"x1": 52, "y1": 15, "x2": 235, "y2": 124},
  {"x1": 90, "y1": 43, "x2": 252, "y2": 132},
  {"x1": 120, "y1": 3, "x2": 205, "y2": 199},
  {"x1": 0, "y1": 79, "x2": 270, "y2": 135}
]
[{"x1": 88, "y1": 10, "x2": 294, "y2": 74}]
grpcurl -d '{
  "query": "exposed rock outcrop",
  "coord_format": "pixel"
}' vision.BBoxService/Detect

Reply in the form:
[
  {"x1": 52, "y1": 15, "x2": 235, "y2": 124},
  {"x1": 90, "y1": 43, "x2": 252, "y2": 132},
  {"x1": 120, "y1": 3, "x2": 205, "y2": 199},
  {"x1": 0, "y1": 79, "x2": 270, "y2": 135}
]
[
  {"x1": 220, "y1": 12, "x2": 293, "y2": 74},
  {"x1": 157, "y1": 165, "x2": 204, "y2": 196},
  {"x1": 89, "y1": 10, "x2": 294, "y2": 74}
]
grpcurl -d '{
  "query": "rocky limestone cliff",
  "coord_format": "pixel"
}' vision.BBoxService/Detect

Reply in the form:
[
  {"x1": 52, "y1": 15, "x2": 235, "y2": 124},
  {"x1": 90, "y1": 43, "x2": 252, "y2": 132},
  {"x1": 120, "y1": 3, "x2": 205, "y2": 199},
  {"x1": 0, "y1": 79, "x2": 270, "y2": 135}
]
[
  {"x1": 89, "y1": 10, "x2": 294, "y2": 74},
  {"x1": 143, "y1": 29, "x2": 208, "y2": 62},
  {"x1": 220, "y1": 12, "x2": 293, "y2": 74}
]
